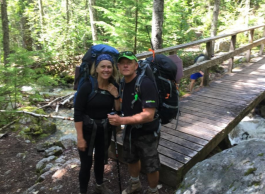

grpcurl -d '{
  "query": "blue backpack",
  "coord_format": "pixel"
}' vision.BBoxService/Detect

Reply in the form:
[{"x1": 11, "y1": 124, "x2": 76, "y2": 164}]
[{"x1": 73, "y1": 44, "x2": 119, "y2": 105}]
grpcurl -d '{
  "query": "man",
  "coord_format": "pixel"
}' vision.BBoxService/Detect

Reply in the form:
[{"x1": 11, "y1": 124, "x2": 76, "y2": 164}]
[{"x1": 108, "y1": 51, "x2": 160, "y2": 194}]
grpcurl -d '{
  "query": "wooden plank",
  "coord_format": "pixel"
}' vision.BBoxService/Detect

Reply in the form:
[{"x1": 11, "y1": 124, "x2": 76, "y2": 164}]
[
  {"x1": 207, "y1": 83, "x2": 264, "y2": 95},
  {"x1": 180, "y1": 102, "x2": 239, "y2": 119},
  {"x1": 158, "y1": 145, "x2": 191, "y2": 164},
  {"x1": 161, "y1": 126, "x2": 208, "y2": 146},
  {"x1": 210, "y1": 80, "x2": 265, "y2": 89},
  {"x1": 193, "y1": 90, "x2": 250, "y2": 104},
  {"x1": 178, "y1": 116, "x2": 223, "y2": 132},
  {"x1": 197, "y1": 87, "x2": 259, "y2": 101},
  {"x1": 209, "y1": 82, "x2": 265, "y2": 93},
  {"x1": 160, "y1": 130, "x2": 203, "y2": 152},
  {"x1": 180, "y1": 112, "x2": 227, "y2": 128},
  {"x1": 179, "y1": 107, "x2": 232, "y2": 124},
  {"x1": 159, "y1": 154, "x2": 183, "y2": 170},
  {"x1": 165, "y1": 122, "x2": 217, "y2": 140},
  {"x1": 181, "y1": 94, "x2": 245, "y2": 110},
  {"x1": 159, "y1": 138, "x2": 199, "y2": 158},
  {"x1": 180, "y1": 97, "x2": 246, "y2": 112}
]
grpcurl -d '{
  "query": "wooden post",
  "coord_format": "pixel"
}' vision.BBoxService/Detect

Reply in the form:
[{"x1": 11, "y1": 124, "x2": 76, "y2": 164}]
[
  {"x1": 246, "y1": 29, "x2": 254, "y2": 62},
  {"x1": 169, "y1": 50, "x2": 177, "y2": 55},
  {"x1": 228, "y1": 35, "x2": 236, "y2": 73},
  {"x1": 203, "y1": 41, "x2": 213, "y2": 86},
  {"x1": 259, "y1": 27, "x2": 265, "y2": 56}
]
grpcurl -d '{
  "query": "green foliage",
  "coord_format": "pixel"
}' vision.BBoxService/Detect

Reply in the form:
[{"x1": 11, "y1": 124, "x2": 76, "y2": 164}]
[{"x1": 0, "y1": 47, "x2": 58, "y2": 109}]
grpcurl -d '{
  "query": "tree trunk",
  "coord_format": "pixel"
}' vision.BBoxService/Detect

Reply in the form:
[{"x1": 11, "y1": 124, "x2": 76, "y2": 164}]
[
  {"x1": 89, "y1": 0, "x2": 97, "y2": 44},
  {"x1": 151, "y1": 0, "x2": 164, "y2": 50},
  {"x1": 38, "y1": 0, "x2": 44, "y2": 50},
  {"x1": 84, "y1": 0, "x2": 88, "y2": 49},
  {"x1": 1, "y1": 0, "x2": 10, "y2": 66},
  {"x1": 245, "y1": 0, "x2": 250, "y2": 28},
  {"x1": 210, "y1": 0, "x2": 220, "y2": 54},
  {"x1": 134, "y1": 0, "x2": 138, "y2": 54},
  {"x1": 38, "y1": 0, "x2": 44, "y2": 29},
  {"x1": 20, "y1": 0, "x2": 33, "y2": 51},
  {"x1": 66, "y1": 0, "x2": 69, "y2": 25}
]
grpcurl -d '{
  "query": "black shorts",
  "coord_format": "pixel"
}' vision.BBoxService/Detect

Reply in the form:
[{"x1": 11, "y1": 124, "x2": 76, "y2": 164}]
[{"x1": 123, "y1": 129, "x2": 160, "y2": 173}]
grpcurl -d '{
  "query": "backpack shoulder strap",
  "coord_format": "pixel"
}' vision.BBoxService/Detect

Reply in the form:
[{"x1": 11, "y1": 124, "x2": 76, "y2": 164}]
[{"x1": 87, "y1": 76, "x2": 98, "y2": 102}]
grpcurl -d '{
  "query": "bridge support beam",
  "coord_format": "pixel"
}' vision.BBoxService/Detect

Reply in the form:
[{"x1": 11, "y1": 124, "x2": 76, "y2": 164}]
[
  {"x1": 228, "y1": 35, "x2": 237, "y2": 73},
  {"x1": 246, "y1": 29, "x2": 254, "y2": 62},
  {"x1": 203, "y1": 41, "x2": 213, "y2": 86},
  {"x1": 259, "y1": 27, "x2": 265, "y2": 56}
]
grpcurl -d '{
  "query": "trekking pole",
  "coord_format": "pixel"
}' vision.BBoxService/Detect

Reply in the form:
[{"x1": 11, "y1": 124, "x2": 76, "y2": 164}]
[{"x1": 109, "y1": 112, "x2": 122, "y2": 194}]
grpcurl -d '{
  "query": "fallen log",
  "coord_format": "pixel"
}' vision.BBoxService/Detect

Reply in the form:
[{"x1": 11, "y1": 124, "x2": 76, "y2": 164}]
[
  {"x1": 0, "y1": 119, "x2": 19, "y2": 132},
  {"x1": 0, "y1": 110, "x2": 74, "y2": 121},
  {"x1": 35, "y1": 93, "x2": 74, "y2": 111}
]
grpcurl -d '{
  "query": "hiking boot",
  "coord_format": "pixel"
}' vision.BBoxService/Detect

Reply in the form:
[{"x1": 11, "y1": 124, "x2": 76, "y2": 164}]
[
  {"x1": 143, "y1": 188, "x2": 159, "y2": 194},
  {"x1": 122, "y1": 179, "x2": 142, "y2": 194},
  {"x1": 94, "y1": 183, "x2": 113, "y2": 194}
]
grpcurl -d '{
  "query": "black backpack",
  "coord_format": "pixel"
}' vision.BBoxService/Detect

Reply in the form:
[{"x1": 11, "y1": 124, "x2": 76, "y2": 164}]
[
  {"x1": 121, "y1": 54, "x2": 180, "y2": 126},
  {"x1": 73, "y1": 44, "x2": 119, "y2": 105}
]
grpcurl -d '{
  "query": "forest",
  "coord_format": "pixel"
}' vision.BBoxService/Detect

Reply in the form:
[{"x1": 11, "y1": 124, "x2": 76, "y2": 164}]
[{"x1": 0, "y1": 0, "x2": 265, "y2": 126}]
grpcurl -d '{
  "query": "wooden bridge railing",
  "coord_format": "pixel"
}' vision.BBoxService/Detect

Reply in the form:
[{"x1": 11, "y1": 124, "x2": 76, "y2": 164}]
[{"x1": 135, "y1": 24, "x2": 265, "y2": 86}]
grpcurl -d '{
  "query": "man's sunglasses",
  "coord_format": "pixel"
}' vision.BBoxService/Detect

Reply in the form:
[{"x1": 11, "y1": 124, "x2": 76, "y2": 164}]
[{"x1": 119, "y1": 51, "x2": 135, "y2": 57}]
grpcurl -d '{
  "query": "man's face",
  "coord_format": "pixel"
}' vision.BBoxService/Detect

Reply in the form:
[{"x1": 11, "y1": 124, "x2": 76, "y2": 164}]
[{"x1": 117, "y1": 58, "x2": 138, "y2": 77}]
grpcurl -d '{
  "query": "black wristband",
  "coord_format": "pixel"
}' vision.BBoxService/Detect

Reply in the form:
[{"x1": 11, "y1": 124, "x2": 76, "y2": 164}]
[{"x1": 114, "y1": 95, "x2": 120, "y2": 100}]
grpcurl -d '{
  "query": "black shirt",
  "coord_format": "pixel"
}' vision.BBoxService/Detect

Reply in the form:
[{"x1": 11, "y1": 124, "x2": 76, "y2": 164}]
[
  {"x1": 74, "y1": 80, "x2": 117, "y2": 122},
  {"x1": 122, "y1": 75, "x2": 159, "y2": 117}
]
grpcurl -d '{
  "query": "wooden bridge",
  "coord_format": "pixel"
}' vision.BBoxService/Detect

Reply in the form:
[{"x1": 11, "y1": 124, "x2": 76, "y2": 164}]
[{"x1": 109, "y1": 24, "x2": 265, "y2": 188}]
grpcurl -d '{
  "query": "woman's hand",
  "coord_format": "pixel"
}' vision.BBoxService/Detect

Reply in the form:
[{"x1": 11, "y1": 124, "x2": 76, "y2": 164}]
[
  {"x1": 77, "y1": 137, "x2": 87, "y2": 152},
  {"x1": 107, "y1": 83, "x2": 119, "y2": 98}
]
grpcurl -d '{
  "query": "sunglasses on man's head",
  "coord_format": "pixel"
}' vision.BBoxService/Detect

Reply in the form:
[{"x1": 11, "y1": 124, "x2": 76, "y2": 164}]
[{"x1": 119, "y1": 51, "x2": 135, "y2": 57}]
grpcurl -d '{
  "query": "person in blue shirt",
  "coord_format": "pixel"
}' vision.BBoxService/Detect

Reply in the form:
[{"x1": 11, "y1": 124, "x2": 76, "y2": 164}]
[{"x1": 189, "y1": 54, "x2": 206, "y2": 93}]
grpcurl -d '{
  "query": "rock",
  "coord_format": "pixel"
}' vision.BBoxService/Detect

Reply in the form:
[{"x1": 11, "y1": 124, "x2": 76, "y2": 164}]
[
  {"x1": 55, "y1": 156, "x2": 66, "y2": 165},
  {"x1": 5, "y1": 170, "x2": 11, "y2": 175},
  {"x1": 36, "y1": 156, "x2": 56, "y2": 172},
  {"x1": 42, "y1": 163, "x2": 54, "y2": 173},
  {"x1": 62, "y1": 158, "x2": 80, "y2": 168},
  {"x1": 58, "y1": 134, "x2": 77, "y2": 149},
  {"x1": 38, "y1": 169, "x2": 57, "y2": 182},
  {"x1": 25, "y1": 140, "x2": 31, "y2": 143},
  {"x1": 41, "y1": 121, "x2": 56, "y2": 134},
  {"x1": 175, "y1": 139, "x2": 265, "y2": 194},
  {"x1": 22, "y1": 183, "x2": 40, "y2": 194},
  {"x1": 44, "y1": 146, "x2": 63, "y2": 157},
  {"x1": 52, "y1": 185, "x2": 63, "y2": 191}
]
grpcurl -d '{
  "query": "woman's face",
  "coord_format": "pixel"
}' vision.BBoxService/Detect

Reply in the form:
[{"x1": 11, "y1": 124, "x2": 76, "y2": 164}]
[{"x1": 96, "y1": 60, "x2": 113, "y2": 80}]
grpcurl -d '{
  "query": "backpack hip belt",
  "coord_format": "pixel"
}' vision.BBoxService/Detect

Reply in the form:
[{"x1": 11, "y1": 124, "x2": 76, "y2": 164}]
[
  {"x1": 122, "y1": 117, "x2": 161, "y2": 154},
  {"x1": 84, "y1": 115, "x2": 110, "y2": 164}
]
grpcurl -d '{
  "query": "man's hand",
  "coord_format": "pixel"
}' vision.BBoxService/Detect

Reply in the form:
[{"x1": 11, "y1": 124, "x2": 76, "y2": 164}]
[
  {"x1": 108, "y1": 114, "x2": 122, "y2": 126},
  {"x1": 77, "y1": 138, "x2": 87, "y2": 152}
]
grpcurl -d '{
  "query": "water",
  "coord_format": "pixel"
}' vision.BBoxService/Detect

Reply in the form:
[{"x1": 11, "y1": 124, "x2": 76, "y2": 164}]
[{"x1": 229, "y1": 114, "x2": 265, "y2": 145}]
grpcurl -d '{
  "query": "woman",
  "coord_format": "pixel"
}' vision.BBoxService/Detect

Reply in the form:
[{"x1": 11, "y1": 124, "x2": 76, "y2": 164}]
[{"x1": 74, "y1": 54, "x2": 120, "y2": 194}]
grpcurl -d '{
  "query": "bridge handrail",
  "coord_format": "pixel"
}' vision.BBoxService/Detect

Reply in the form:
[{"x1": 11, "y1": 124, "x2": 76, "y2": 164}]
[{"x1": 135, "y1": 24, "x2": 265, "y2": 83}]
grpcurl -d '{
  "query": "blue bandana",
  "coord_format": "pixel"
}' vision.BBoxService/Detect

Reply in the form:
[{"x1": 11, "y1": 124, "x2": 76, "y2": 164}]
[{"x1": 95, "y1": 54, "x2": 114, "y2": 67}]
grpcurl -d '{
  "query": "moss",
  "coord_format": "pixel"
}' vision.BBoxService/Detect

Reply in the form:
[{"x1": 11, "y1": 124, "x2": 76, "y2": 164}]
[
  {"x1": 38, "y1": 134, "x2": 49, "y2": 139},
  {"x1": 229, "y1": 182, "x2": 234, "y2": 189},
  {"x1": 244, "y1": 167, "x2": 257, "y2": 176},
  {"x1": 250, "y1": 181, "x2": 261, "y2": 187},
  {"x1": 258, "y1": 153, "x2": 264, "y2": 157}
]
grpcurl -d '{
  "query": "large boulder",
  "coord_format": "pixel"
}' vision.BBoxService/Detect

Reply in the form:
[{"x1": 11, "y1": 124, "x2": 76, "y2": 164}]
[{"x1": 175, "y1": 139, "x2": 265, "y2": 194}]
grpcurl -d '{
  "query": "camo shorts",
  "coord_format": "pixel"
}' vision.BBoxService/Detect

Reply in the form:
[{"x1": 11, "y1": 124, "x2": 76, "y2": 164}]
[{"x1": 123, "y1": 129, "x2": 161, "y2": 173}]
